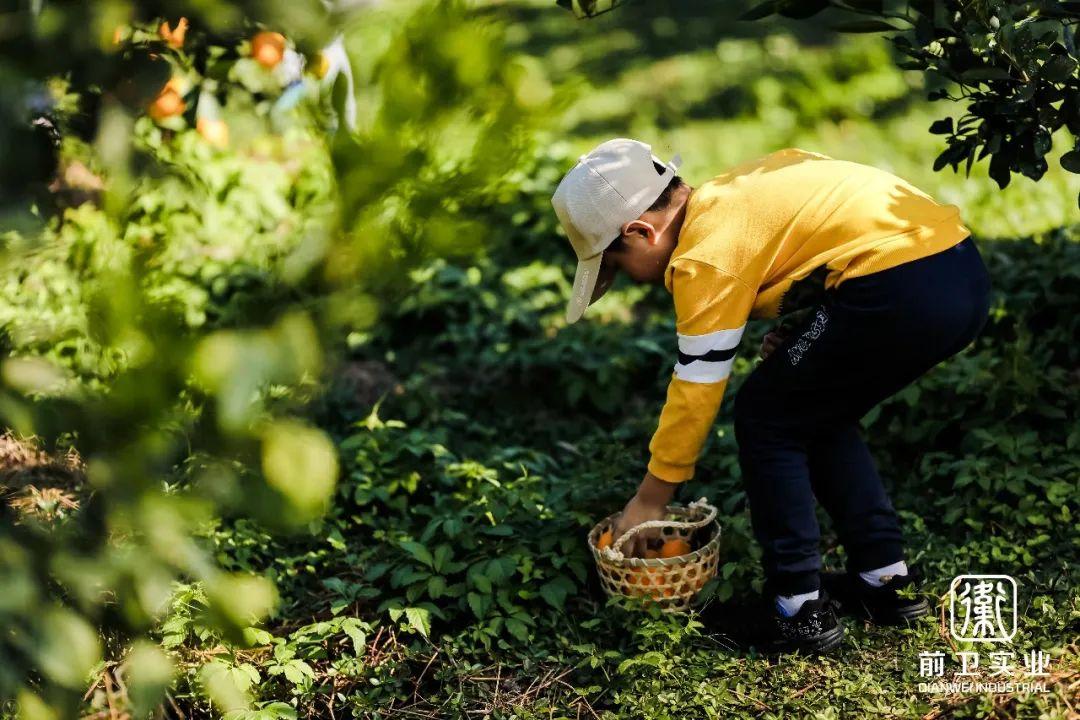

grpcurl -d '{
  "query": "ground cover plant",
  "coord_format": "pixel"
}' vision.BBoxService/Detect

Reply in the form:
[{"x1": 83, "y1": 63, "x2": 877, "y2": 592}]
[{"x1": 0, "y1": 0, "x2": 1078, "y2": 718}]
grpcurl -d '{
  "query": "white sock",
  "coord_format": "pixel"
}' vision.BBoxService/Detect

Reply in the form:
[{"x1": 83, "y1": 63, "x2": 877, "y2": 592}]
[
  {"x1": 775, "y1": 590, "x2": 819, "y2": 617},
  {"x1": 859, "y1": 560, "x2": 908, "y2": 587}
]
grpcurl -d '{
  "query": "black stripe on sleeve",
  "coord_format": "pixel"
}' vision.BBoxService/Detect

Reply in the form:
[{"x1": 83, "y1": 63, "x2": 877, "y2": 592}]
[{"x1": 677, "y1": 346, "x2": 738, "y2": 366}]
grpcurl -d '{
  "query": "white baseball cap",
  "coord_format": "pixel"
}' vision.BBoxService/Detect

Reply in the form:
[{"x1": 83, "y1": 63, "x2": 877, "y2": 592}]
[{"x1": 551, "y1": 138, "x2": 682, "y2": 323}]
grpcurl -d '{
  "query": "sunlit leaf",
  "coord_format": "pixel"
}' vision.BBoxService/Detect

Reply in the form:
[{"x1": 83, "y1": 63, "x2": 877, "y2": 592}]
[{"x1": 261, "y1": 421, "x2": 339, "y2": 520}]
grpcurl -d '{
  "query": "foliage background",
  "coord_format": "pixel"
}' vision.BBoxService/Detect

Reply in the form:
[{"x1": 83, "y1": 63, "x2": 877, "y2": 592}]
[{"x1": 0, "y1": 0, "x2": 1078, "y2": 718}]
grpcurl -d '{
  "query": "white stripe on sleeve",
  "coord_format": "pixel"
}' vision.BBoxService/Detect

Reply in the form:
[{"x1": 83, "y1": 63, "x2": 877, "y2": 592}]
[
  {"x1": 672, "y1": 324, "x2": 745, "y2": 384},
  {"x1": 677, "y1": 325, "x2": 746, "y2": 356},
  {"x1": 673, "y1": 357, "x2": 736, "y2": 383}
]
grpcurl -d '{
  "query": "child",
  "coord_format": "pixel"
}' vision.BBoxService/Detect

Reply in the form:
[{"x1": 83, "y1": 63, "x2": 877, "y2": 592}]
[{"x1": 552, "y1": 139, "x2": 990, "y2": 653}]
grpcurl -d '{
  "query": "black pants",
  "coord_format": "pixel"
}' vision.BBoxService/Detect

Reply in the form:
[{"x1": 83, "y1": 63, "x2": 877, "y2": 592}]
[{"x1": 734, "y1": 238, "x2": 991, "y2": 595}]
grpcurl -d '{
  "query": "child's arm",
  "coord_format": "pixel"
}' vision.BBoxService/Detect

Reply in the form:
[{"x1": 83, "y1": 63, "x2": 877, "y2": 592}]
[
  {"x1": 647, "y1": 260, "x2": 755, "y2": 482},
  {"x1": 612, "y1": 260, "x2": 755, "y2": 549}
]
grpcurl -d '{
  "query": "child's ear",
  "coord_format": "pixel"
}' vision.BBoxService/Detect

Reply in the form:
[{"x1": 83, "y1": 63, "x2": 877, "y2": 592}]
[{"x1": 622, "y1": 219, "x2": 656, "y2": 245}]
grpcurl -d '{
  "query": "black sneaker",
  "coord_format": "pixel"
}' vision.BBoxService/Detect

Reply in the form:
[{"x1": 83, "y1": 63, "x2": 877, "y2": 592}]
[
  {"x1": 822, "y1": 567, "x2": 931, "y2": 625},
  {"x1": 701, "y1": 591, "x2": 844, "y2": 655}
]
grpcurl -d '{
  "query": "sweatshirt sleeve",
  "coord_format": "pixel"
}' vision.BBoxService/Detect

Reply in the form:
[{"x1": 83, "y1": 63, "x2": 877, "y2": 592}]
[{"x1": 647, "y1": 260, "x2": 756, "y2": 483}]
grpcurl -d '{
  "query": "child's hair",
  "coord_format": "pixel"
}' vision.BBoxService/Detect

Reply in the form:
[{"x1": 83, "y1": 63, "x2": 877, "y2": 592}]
[{"x1": 648, "y1": 173, "x2": 685, "y2": 212}]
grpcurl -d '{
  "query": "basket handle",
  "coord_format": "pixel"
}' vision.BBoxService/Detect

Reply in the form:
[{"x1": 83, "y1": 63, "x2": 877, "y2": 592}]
[{"x1": 607, "y1": 497, "x2": 718, "y2": 560}]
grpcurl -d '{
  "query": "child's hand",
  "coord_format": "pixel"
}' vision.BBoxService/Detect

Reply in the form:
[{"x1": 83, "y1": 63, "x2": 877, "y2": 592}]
[
  {"x1": 760, "y1": 330, "x2": 787, "y2": 360},
  {"x1": 611, "y1": 472, "x2": 678, "y2": 557},
  {"x1": 612, "y1": 495, "x2": 666, "y2": 556}
]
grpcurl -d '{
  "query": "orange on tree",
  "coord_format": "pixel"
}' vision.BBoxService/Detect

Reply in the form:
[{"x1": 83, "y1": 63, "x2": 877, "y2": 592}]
[
  {"x1": 310, "y1": 52, "x2": 331, "y2": 79},
  {"x1": 196, "y1": 118, "x2": 229, "y2": 148},
  {"x1": 149, "y1": 78, "x2": 186, "y2": 122},
  {"x1": 159, "y1": 17, "x2": 188, "y2": 49},
  {"x1": 252, "y1": 31, "x2": 286, "y2": 69}
]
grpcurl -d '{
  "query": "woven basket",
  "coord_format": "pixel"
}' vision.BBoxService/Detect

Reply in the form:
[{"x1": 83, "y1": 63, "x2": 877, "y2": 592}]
[{"x1": 588, "y1": 498, "x2": 721, "y2": 612}]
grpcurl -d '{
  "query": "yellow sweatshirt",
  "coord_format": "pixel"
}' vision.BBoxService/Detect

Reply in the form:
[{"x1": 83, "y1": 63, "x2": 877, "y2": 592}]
[{"x1": 647, "y1": 149, "x2": 970, "y2": 483}]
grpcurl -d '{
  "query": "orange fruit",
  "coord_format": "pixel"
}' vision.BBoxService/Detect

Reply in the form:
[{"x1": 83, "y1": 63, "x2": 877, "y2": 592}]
[
  {"x1": 659, "y1": 538, "x2": 692, "y2": 558},
  {"x1": 159, "y1": 17, "x2": 188, "y2": 49},
  {"x1": 630, "y1": 565, "x2": 678, "y2": 600},
  {"x1": 149, "y1": 79, "x2": 186, "y2": 121},
  {"x1": 196, "y1": 118, "x2": 229, "y2": 147},
  {"x1": 597, "y1": 529, "x2": 613, "y2": 550},
  {"x1": 644, "y1": 549, "x2": 660, "y2": 559},
  {"x1": 310, "y1": 52, "x2": 331, "y2": 78},
  {"x1": 626, "y1": 567, "x2": 655, "y2": 595},
  {"x1": 112, "y1": 26, "x2": 125, "y2": 46},
  {"x1": 252, "y1": 31, "x2": 286, "y2": 69}
]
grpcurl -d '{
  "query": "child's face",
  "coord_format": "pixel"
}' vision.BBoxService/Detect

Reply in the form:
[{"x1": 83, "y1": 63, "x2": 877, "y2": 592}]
[{"x1": 604, "y1": 229, "x2": 677, "y2": 284}]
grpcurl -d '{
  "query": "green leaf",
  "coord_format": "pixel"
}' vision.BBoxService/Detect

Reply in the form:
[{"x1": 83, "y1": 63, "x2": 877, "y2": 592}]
[
  {"x1": 778, "y1": 0, "x2": 829, "y2": 19},
  {"x1": 390, "y1": 565, "x2": 430, "y2": 588},
  {"x1": 34, "y1": 608, "x2": 102, "y2": 689},
  {"x1": 988, "y1": 152, "x2": 1012, "y2": 189},
  {"x1": 400, "y1": 541, "x2": 435, "y2": 568},
  {"x1": 282, "y1": 660, "x2": 315, "y2": 685},
  {"x1": 364, "y1": 562, "x2": 392, "y2": 582},
  {"x1": 1041, "y1": 55, "x2": 1077, "y2": 83},
  {"x1": 200, "y1": 660, "x2": 249, "y2": 714},
  {"x1": 1060, "y1": 150, "x2": 1080, "y2": 173},
  {"x1": 467, "y1": 591, "x2": 491, "y2": 619},
  {"x1": 929, "y1": 118, "x2": 954, "y2": 135},
  {"x1": 261, "y1": 421, "x2": 339, "y2": 521},
  {"x1": 555, "y1": 0, "x2": 622, "y2": 18},
  {"x1": 840, "y1": 0, "x2": 884, "y2": 11},
  {"x1": 832, "y1": 19, "x2": 901, "y2": 33},
  {"x1": 738, "y1": 0, "x2": 779, "y2": 21},
  {"x1": 404, "y1": 606, "x2": 431, "y2": 637},
  {"x1": 960, "y1": 67, "x2": 1014, "y2": 82},
  {"x1": 257, "y1": 703, "x2": 298, "y2": 720},
  {"x1": 342, "y1": 621, "x2": 367, "y2": 656},
  {"x1": 427, "y1": 575, "x2": 447, "y2": 599},
  {"x1": 432, "y1": 544, "x2": 453, "y2": 572},
  {"x1": 468, "y1": 562, "x2": 492, "y2": 592},
  {"x1": 206, "y1": 574, "x2": 279, "y2": 631},
  {"x1": 505, "y1": 617, "x2": 530, "y2": 642},
  {"x1": 125, "y1": 642, "x2": 175, "y2": 716},
  {"x1": 538, "y1": 575, "x2": 576, "y2": 610},
  {"x1": 485, "y1": 556, "x2": 516, "y2": 583}
]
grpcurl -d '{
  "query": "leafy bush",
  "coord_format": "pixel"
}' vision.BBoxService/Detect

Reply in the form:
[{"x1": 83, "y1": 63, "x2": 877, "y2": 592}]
[{"x1": 0, "y1": 2, "x2": 553, "y2": 715}]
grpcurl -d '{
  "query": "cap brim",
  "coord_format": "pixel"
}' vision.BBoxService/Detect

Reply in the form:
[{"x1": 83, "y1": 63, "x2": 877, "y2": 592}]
[
  {"x1": 566, "y1": 252, "x2": 603, "y2": 324},
  {"x1": 590, "y1": 262, "x2": 617, "y2": 304}
]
